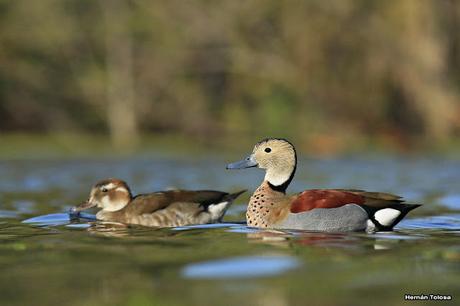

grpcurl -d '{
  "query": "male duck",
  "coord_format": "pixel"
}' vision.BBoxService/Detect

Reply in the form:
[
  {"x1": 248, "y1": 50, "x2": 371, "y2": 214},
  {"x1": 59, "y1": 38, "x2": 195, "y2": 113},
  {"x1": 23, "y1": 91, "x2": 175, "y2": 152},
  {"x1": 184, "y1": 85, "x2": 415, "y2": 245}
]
[
  {"x1": 227, "y1": 138, "x2": 420, "y2": 232},
  {"x1": 71, "y1": 178, "x2": 245, "y2": 227}
]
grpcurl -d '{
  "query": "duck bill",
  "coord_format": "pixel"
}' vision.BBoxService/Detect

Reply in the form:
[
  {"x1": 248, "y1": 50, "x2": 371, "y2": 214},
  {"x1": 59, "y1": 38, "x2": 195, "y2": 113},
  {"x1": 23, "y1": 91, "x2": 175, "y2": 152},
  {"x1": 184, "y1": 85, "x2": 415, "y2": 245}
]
[
  {"x1": 70, "y1": 200, "x2": 96, "y2": 213},
  {"x1": 226, "y1": 155, "x2": 258, "y2": 169}
]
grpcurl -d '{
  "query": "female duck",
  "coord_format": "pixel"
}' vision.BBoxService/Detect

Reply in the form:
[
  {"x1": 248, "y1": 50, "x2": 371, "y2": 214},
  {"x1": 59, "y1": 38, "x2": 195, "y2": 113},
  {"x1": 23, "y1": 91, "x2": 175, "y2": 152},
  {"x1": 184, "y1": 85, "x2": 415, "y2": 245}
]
[
  {"x1": 227, "y1": 138, "x2": 420, "y2": 232},
  {"x1": 72, "y1": 178, "x2": 245, "y2": 227}
]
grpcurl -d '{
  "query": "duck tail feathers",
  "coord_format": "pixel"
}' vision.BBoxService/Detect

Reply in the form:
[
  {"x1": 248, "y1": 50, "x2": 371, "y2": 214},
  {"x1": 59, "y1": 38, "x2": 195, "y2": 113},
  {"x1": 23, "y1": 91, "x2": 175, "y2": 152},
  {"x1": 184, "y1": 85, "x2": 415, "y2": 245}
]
[
  {"x1": 366, "y1": 203, "x2": 422, "y2": 231},
  {"x1": 224, "y1": 190, "x2": 246, "y2": 202}
]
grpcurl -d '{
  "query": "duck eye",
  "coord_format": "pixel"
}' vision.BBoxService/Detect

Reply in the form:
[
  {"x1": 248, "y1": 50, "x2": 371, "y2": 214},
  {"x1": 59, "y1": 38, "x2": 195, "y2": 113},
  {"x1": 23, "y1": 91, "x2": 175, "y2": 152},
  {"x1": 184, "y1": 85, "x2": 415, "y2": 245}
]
[
  {"x1": 264, "y1": 148, "x2": 272, "y2": 153},
  {"x1": 101, "y1": 188, "x2": 108, "y2": 193}
]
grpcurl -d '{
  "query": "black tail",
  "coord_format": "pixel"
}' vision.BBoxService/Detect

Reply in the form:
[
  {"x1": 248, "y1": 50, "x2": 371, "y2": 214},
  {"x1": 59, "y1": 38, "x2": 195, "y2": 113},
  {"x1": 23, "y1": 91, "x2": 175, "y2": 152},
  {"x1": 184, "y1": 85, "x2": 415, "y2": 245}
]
[
  {"x1": 388, "y1": 204, "x2": 421, "y2": 229},
  {"x1": 363, "y1": 203, "x2": 421, "y2": 231}
]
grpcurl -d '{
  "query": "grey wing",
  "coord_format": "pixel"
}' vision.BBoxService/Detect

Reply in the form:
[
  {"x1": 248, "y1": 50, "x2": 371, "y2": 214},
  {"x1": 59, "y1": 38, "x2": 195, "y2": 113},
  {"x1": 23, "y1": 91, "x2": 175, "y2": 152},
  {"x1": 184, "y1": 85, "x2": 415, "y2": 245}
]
[{"x1": 275, "y1": 204, "x2": 369, "y2": 232}]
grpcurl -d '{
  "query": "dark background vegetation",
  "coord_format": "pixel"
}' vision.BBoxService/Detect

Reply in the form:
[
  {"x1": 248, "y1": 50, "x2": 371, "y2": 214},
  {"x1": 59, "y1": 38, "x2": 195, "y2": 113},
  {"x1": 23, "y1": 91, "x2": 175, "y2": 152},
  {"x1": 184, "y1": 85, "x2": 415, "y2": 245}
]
[{"x1": 1, "y1": 0, "x2": 459, "y2": 156}]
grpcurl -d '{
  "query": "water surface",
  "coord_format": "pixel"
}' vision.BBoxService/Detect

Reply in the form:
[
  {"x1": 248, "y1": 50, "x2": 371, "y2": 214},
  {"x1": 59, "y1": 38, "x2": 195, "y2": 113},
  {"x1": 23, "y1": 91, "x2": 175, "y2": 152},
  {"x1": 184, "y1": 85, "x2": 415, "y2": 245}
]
[{"x1": 1, "y1": 156, "x2": 459, "y2": 306}]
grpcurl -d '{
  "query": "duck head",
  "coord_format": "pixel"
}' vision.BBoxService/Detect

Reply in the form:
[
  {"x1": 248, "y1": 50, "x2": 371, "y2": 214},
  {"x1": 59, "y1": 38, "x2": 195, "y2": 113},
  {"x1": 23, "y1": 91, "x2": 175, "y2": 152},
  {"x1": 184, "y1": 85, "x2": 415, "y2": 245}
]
[
  {"x1": 72, "y1": 178, "x2": 133, "y2": 213},
  {"x1": 227, "y1": 138, "x2": 297, "y2": 192}
]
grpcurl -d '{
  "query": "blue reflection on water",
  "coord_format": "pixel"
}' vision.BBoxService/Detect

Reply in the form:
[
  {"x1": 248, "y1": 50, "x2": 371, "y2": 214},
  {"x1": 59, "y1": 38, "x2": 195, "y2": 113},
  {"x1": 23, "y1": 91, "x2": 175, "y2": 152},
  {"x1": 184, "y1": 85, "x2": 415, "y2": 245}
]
[
  {"x1": 23, "y1": 212, "x2": 96, "y2": 227},
  {"x1": 439, "y1": 194, "x2": 460, "y2": 210},
  {"x1": 182, "y1": 255, "x2": 301, "y2": 279}
]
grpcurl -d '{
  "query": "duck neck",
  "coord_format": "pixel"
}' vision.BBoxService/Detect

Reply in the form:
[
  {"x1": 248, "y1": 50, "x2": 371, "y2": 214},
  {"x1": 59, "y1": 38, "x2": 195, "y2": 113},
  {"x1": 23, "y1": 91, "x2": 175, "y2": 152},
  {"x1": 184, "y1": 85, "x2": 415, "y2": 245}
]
[
  {"x1": 96, "y1": 209, "x2": 125, "y2": 222},
  {"x1": 96, "y1": 210, "x2": 110, "y2": 221},
  {"x1": 265, "y1": 163, "x2": 296, "y2": 194},
  {"x1": 247, "y1": 181, "x2": 286, "y2": 228}
]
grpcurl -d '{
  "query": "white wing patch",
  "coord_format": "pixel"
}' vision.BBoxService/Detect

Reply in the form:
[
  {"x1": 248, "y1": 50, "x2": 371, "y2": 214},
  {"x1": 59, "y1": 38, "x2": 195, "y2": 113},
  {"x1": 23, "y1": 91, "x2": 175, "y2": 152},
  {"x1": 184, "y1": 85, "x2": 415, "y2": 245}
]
[
  {"x1": 374, "y1": 208, "x2": 401, "y2": 227},
  {"x1": 208, "y1": 201, "x2": 229, "y2": 220}
]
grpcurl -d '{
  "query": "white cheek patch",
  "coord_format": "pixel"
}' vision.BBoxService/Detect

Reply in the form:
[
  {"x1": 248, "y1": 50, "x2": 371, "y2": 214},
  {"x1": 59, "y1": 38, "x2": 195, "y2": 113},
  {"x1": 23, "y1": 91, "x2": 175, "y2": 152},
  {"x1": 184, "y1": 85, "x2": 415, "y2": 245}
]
[
  {"x1": 374, "y1": 208, "x2": 401, "y2": 227},
  {"x1": 99, "y1": 195, "x2": 110, "y2": 208},
  {"x1": 100, "y1": 194, "x2": 128, "y2": 212}
]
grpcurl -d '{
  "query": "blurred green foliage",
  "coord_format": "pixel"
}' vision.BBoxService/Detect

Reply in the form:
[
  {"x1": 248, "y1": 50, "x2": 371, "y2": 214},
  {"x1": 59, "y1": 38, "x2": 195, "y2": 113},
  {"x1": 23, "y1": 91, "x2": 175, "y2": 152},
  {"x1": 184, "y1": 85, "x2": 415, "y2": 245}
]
[{"x1": 0, "y1": 0, "x2": 459, "y2": 154}]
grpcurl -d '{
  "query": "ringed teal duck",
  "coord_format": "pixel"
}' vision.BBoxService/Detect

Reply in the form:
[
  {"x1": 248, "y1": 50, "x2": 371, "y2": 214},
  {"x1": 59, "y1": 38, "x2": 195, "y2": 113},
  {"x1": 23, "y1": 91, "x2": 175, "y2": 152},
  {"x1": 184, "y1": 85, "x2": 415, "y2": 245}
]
[
  {"x1": 227, "y1": 138, "x2": 420, "y2": 232},
  {"x1": 71, "y1": 178, "x2": 245, "y2": 227}
]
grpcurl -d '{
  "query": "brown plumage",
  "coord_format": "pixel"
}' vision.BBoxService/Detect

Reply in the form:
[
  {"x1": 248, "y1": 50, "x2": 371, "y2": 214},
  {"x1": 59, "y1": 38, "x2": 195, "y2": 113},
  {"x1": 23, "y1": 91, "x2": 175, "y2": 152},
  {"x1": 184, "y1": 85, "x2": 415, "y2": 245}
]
[{"x1": 72, "y1": 178, "x2": 245, "y2": 227}]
